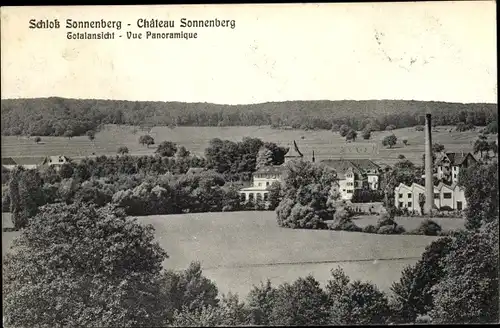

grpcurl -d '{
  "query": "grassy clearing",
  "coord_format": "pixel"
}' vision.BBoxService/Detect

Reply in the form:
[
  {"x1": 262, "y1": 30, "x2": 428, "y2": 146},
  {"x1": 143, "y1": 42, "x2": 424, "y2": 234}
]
[
  {"x1": 1, "y1": 125, "x2": 493, "y2": 165},
  {"x1": 1, "y1": 211, "x2": 464, "y2": 297}
]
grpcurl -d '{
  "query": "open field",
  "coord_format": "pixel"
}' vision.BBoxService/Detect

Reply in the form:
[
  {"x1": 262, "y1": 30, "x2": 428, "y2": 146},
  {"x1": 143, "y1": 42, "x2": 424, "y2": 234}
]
[
  {"x1": 1, "y1": 124, "x2": 494, "y2": 165},
  {"x1": 3, "y1": 211, "x2": 464, "y2": 298}
]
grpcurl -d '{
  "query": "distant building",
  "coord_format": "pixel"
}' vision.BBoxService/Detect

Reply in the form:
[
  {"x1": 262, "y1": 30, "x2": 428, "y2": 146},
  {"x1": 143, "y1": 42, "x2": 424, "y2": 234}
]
[
  {"x1": 435, "y1": 152, "x2": 477, "y2": 184},
  {"x1": 40, "y1": 155, "x2": 71, "y2": 171},
  {"x1": 320, "y1": 159, "x2": 382, "y2": 200},
  {"x1": 1, "y1": 157, "x2": 46, "y2": 171},
  {"x1": 394, "y1": 181, "x2": 467, "y2": 214},
  {"x1": 283, "y1": 140, "x2": 304, "y2": 164}
]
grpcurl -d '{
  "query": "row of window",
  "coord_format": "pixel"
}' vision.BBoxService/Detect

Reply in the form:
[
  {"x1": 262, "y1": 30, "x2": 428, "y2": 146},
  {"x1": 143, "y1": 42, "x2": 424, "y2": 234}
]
[
  {"x1": 241, "y1": 193, "x2": 269, "y2": 202},
  {"x1": 399, "y1": 192, "x2": 453, "y2": 199},
  {"x1": 257, "y1": 181, "x2": 271, "y2": 187}
]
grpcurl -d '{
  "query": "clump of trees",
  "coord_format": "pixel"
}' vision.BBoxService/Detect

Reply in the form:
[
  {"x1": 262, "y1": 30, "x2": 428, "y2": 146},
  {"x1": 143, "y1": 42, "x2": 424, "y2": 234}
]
[
  {"x1": 139, "y1": 134, "x2": 155, "y2": 148},
  {"x1": 275, "y1": 160, "x2": 338, "y2": 229},
  {"x1": 382, "y1": 134, "x2": 397, "y2": 148}
]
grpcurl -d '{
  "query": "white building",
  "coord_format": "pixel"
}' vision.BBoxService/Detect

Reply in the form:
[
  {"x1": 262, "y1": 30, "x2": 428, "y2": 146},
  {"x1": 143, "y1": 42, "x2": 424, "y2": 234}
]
[
  {"x1": 40, "y1": 155, "x2": 71, "y2": 171},
  {"x1": 435, "y1": 152, "x2": 477, "y2": 184},
  {"x1": 239, "y1": 165, "x2": 283, "y2": 205},
  {"x1": 320, "y1": 159, "x2": 382, "y2": 200},
  {"x1": 394, "y1": 181, "x2": 467, "y2": 214}
]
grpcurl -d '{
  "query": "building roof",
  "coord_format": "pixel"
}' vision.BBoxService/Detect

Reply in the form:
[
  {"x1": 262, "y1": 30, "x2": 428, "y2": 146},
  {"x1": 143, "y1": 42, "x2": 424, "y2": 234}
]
[
  {"x1": 2, "y1": 157, "x2": 46, "y2": 166},
  {"x1": 254, "y1": 165, "x2": 284, "y2": 175},
  {"x1": 396, "y1": 181, "x2": 462, "y2": 192},
  {"x1": 436, "y1": 152, "x2": 475, "y2": 166},
  {"x1": 284, "y1": 140, "x2": 303, "y2": 158},
  {"x1": 320, "y1": 159, "x2": 367, "y2": 178},
  {"x1": 239, "y1": 186, "x2": 271, "y2": 192}
]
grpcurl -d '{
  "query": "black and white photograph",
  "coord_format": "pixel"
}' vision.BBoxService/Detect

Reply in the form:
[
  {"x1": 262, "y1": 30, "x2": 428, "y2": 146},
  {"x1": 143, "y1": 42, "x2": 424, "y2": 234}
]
[{"x1": 1, "y1": 2, "x2": 498, "y2": 326}]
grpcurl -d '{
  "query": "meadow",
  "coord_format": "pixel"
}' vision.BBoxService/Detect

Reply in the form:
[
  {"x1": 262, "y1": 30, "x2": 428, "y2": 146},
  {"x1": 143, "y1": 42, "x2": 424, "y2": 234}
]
[
  {"x1": 1, "y1": 124, "x2": 492, "y2": 165},
  {"x1": 2, "y1": 211, "x2": 464, "y2": 298}
]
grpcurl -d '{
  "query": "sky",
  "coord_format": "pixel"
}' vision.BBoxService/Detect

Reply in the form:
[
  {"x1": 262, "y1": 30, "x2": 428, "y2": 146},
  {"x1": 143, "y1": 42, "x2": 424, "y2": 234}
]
[{"x1": 0, "y1": 2, "x2": 497, "y2": 105}]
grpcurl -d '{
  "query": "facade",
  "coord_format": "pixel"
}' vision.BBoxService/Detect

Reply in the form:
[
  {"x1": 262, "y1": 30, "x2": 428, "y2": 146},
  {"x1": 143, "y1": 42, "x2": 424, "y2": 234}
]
[
  {"x1": 239, "y1": 165, "x2": 283, "y2": 205},
  {"x1": 394, "y1": 181, "x2": 467, "y2": 214},
  {"x1": 320, "y1": 159, "x2": 382, "y2": 200},
  {"x1": 435, "y1": 152, "x2": 477, "y2": 184}
]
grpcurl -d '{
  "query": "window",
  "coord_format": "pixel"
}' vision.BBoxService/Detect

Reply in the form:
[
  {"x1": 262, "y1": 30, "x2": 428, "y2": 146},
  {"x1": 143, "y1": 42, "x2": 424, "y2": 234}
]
[
  {"x1": 258, "y1": 183, "x2": 262, "y2": 187},
  {"x1": 443, "y1": 192, "x2": 452, "y2": 199},
  {"x1": 453, "y1": 174, "x2": 457, "y2": 179},
  {"x1": 407, "y1": 193, "x2": 412, "y2": 198},
  {"x1": 256, "y1": 193, "x2": 263, "y2": 202},
  {"x1": 407, "y1": 202, "x2": 412, "y2": 207},
  {"x1": 399, "y1": 193, "x2": 403, "y2": 198},
  {"x1": 457, "y1": 201, "x2": 463, "y2": 211},
  {"x1": 434, "y1": 193, "x2": 439, "y2": 199},
  {"x1": 266, "y1": 181, "x2": 270, "y2": 186},
  {"x1": 264, "y1": 193, "x2": 269, "y2": 201},
  {"x1": 240, "y1": 193, "x2": 246, "y2": 201},
  {"x1": 342, "y1": 189, "x2": 346, "y2": 192},
  {"x1": 249, "y1": 193, "x2": 254, "y2": 201},
  {"x1": 399, "y1": 202, "x2": 403, "y2": 208},
  {"x1": 347, "y1": 190, "x2": 353, "y2": 193}
]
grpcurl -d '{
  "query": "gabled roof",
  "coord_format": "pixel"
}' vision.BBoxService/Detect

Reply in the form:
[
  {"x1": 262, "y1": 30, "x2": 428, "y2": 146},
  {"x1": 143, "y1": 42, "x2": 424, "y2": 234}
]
[
  {"x1": 320, "y1": 159, "x2": 365, "y2": 177},
  {"x1": 3, "y1": 157, "x2": 46, "y2": 166},
  {"x1": 254, "y1": 165, "x2": 284, "y2": 175},
  {"x1": 346, "y1": 159, "x2": 381, "y2": 172},
  {"x1": 436, "y1": 152, "x2": 475, "y2": 166},
  {"x1": 284, "y1": 140, "x2": 303, "y2": 158},
  {"x1": 1, "y1": 157, "x2": 17, "y2": 165}
]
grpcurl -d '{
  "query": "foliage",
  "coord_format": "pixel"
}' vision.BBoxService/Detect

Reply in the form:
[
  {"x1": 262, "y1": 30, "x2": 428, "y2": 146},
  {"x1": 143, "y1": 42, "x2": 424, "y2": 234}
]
[
  {"x1": 339, "y1": 124, "x2": 350, "y2": 137},
  {"x1": 473, "y1": 134, "x2": 490, "y2": 159},
  {"x1": 9, "y1": 167, "x2": 43, "y2": 230},
  {"x1": 382, "y1": 134, "x2": 397, "y2": 148},
  {"x1": 86, "y1": 130, "x2": 96, "y2": 141},
  {"x1": 59, "y1": 163, "x2": 74, "y2": 179},
  {"x1": 362, "y1": 224, "x2": 377, "y2": 233},
  {"x1": 414, "y1": 219, "x2": 442, "y2": 236},
  {"x1": 156, "y1": 141, "x2": 178, "y2": 157},
  {"x1": 117, "y1": 146, "x2": 129, "y2": 154},
  {"x1": 34, "y1": 136, "x2": 41, "y2": 143},
  {"x1": 345, "y1": 129, "x2": 357, "y2": 141},
  {"x1": 456, "y1": 122, "x2": 475, "y2": 132},
  {"x1": 362, "y1": 129, "x2": 371, "y2": 140},
  {"x1": 255, "y1": 147, "x2": 274, "y2": 169},
  {"x1": 2, "y1": 203, "x2": 169, "y2": 327},
  {"x1": 486, "y1": 120, "x2": 498, "y2": 133},
  {"x1": 247, "y1": 280, "x2": 277, "y2": 325},
  {"x1": 139, "y1": 134, "x2": 155, "y2": 147},
  {"x1": 390, "y1": 237, "x2": 453, "y2": 323},
  {"x1": 1, "y1": 97, "x2": 497, "y2": 136},
  {"x1": 458, "y1": 160, "x2": 498, "y2": 230},
  {"x1": 402, "y1": 138, "x2": 408, "y2": 145},
  {"x1": 326, "y1": 267, "x2": 391, "y2": 325},
  {"x1": 327, "y1": 207, "x2": 361, "y2": 232},
  {"x1": 275, "y1": 161, "x2": 337, "y2": 229},
  {"x1": 269, "y1": 275, "x2": 330, "y2": 326},
  {"x1": 176, "y1": 146, "x2": 190, "y2": 158},
  {"x1": 385, "y1": 124, "x2": 396, "y2": 131},
  {"x1": 430, "y1": 221, "x2": 499, "y2": 324},
  {"x1": 266, "y1": 181, "x2": 282, "y2": 211}
]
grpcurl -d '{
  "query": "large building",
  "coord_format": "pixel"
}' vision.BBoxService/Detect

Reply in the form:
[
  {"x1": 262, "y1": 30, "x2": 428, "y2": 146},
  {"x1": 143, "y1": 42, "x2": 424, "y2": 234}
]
[
  {"x1": 320, "y1": 159, "x2": 382, "y2": 200},
  {"x1": 394, "y1": 181, "x2": 467, "y2": 214},
  {"x1": 435, "y1": 152, "x2": 477, "y2": 184},
  {"x1": 239, "y1": 140, "x2": 304, "y2": 205},
  {"x1": 2, "y1": 155, "x2": 72, "y2": 172}
]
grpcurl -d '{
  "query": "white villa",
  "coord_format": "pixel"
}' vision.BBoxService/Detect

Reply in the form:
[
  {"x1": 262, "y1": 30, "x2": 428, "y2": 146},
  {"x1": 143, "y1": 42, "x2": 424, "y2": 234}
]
[
  {"x1": 394, "y1": 181, "x2": 467, "y2": 214},
  {"x1": 320, "y1": 159, "x2": 382, "y2": 200}
]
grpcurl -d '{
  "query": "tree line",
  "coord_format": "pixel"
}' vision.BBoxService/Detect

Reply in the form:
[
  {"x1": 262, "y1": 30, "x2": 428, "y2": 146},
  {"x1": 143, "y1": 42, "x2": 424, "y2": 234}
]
[{"x1": 1, "y1": 97, "x2": 497, "y2": 136}]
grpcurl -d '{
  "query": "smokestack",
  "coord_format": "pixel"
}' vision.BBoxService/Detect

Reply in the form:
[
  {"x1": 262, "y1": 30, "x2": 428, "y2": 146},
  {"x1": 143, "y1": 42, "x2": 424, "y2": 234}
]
[
  {"x1": 424, "y1": 114, "x2": 434, "y2": 215},
  {"x1": 312, "y1": 150, "x2": 315, "y2": 163}
]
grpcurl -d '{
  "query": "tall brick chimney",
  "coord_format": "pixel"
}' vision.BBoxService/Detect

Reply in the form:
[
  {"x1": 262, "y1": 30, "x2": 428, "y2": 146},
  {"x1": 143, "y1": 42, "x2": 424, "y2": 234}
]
[{"x1": 424, "y1": 113, "x2": 434, "y2": 215}]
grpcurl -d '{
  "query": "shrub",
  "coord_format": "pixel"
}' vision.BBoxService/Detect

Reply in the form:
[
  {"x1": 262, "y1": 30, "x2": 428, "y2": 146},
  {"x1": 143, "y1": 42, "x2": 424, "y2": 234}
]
[
  {"x1": 247, "y1": 280, "x2": 277, "y2": 326},
  {"x1": 415, "y1": 219, "x2": 442, "y2": 236},
  {"x1": 415, "y1": 125, "x2": 424, "y2": 131},
  {"x1": 362, "y1": 224, "x2": 377, "y2": 233},
  {"x1": 439, "y1": 205, "x2": 453, "y2": 212},
  {"x1": 377, "y1": 224, "x2": 406, "y2": 234}
]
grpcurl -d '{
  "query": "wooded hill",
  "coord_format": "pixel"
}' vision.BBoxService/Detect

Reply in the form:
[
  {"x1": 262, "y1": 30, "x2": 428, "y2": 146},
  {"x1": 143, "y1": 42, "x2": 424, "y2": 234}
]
[{"x1": 1, "y1": 97, "x2": 497, "y2": 136}]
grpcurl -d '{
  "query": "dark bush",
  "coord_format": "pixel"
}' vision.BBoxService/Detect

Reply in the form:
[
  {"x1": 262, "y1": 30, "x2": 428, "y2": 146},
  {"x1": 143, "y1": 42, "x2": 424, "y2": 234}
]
[
  {"x1": 362, "y1": 224, "x2": 378, "y2": 233},
  {"x1": 415, "y1": 219, "x2": 442, "y2": 236},
  {"x1": 439, "y1": 206, "x2": 453, "y2": 212}
]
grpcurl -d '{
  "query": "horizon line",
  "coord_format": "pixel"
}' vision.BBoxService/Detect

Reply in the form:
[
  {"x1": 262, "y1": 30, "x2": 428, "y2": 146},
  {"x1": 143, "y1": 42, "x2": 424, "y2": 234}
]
[{"x1": 1, "y1": 96, "x2": 497, "y2": 106}]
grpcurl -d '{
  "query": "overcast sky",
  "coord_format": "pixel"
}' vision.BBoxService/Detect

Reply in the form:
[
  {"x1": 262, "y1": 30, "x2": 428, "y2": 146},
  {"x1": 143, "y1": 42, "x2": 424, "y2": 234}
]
[{"x1": 1, "y1": 2, "x2": 497, "y2": 104}]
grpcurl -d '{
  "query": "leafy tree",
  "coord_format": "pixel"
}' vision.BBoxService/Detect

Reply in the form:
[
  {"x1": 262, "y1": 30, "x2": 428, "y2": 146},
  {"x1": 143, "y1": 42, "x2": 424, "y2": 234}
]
[
  {"x1": 362, "y1": 129, "x2": 371, "y2": 140},
  {"x1": 385, "y1": 124, "x2": 396, "y2": 131},
  {"x1": 339, "y1": 124, "x2": 350, "y2": 137},
  {"x1": 390, "y1": 237, "x2": 453, "y2": 323},
  {"x1": 64, "y1": 129, "x2": 74, "y2": 139},
  {"x1": 9, "y1": 168, "x2": 43, "y2": 230},
  {"x1": 331, "y1": 123, "x2": 340, "y2": 132},
  {"x1": 176, "y1": 146, "x2": 190, "y2": 158},
  {"x1": 8, "y1": 167, "x2": 23, "y2": 229},
  {"x1": 473, "y1": 134, "x2": 490, "y2": 159},
  {"x1": 256, "y1": 147, "x2": 273, "y2": 169},
  {"x1": 398, "y1": 154, "x2": 406, "y2": 159},
  {"x1": 430, "y1": 221, "x2": 499, "y2": 324},
  {"x1": 86, "y1": 130, "x2": 96, "y2": 141},
  {"x1": 2, "y1": 203, "x2": 169, "y2": 327},
  {"x1": 267, "y1": 181, "x2": 282, "y2": 211},
  {"x1": 414, "y1": 219, "x2": 442, "y2": 236},
  {"x1": 34, "y1": 136, "x2": 41, "y2": 144},
  {"x1": 458, "y1": 160, "x2": 498, "y2": 230},
  {"x1": 382, "y1": 134, "x2": 397, "y2": 148},
  {"x1": 432, "y1": 143, "x2": 445, "y2": 153},
  {"x1": 269, "y1": 275, "x2": 330, "y2": 326},
  {"x1": 156, "y1": 141, "x2": 178, "y2": 157},
  {"x1": 345, "y1": 129, "x2": 357, "y2": 142},
  {"x1": 59, "y1": 163, "x2": 74, "y2": 179},
  {"x1": 486, "y1": 120, "x2": 498, "y2": 133},
  {"x1": 117, "y1": 146, "x2": 129, "y2": 155},
  {"x1": 488, "y1": 141, "x2": 497, "y2": 157},
  {"x1": 402, "y1": 138, "x2": 408, "y2": 146},
  {"x1": 247, "y1": 280, "x2": 277, "y2": 325},
  {"x1": 326, "y1": 267, "x2": 390, "y2": 325},
  {"x1": 139, "y1": 134, "x2": 155, "y2": 148}
]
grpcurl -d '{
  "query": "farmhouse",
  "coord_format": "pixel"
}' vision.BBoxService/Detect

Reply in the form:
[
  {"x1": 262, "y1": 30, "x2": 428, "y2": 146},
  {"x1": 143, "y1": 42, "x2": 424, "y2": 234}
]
[
  {"x1": 320, "y1": 159, "x2": 382, "y2": 201},
  {"x1": 394, "y1": 181, "x2": 467, "y2": 214},
  {"x1": 40, "y1": 156, "x2": 71, "y2": 171},
  {"x1": 435, "y1": 152, "x2": 477, "y2": 184}
]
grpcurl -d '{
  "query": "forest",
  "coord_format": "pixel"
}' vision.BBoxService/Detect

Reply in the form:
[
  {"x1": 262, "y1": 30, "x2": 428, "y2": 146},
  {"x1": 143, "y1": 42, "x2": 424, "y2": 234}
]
[{"x1": 1, "y1": 97, "x2": 497, "y2": 136}]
